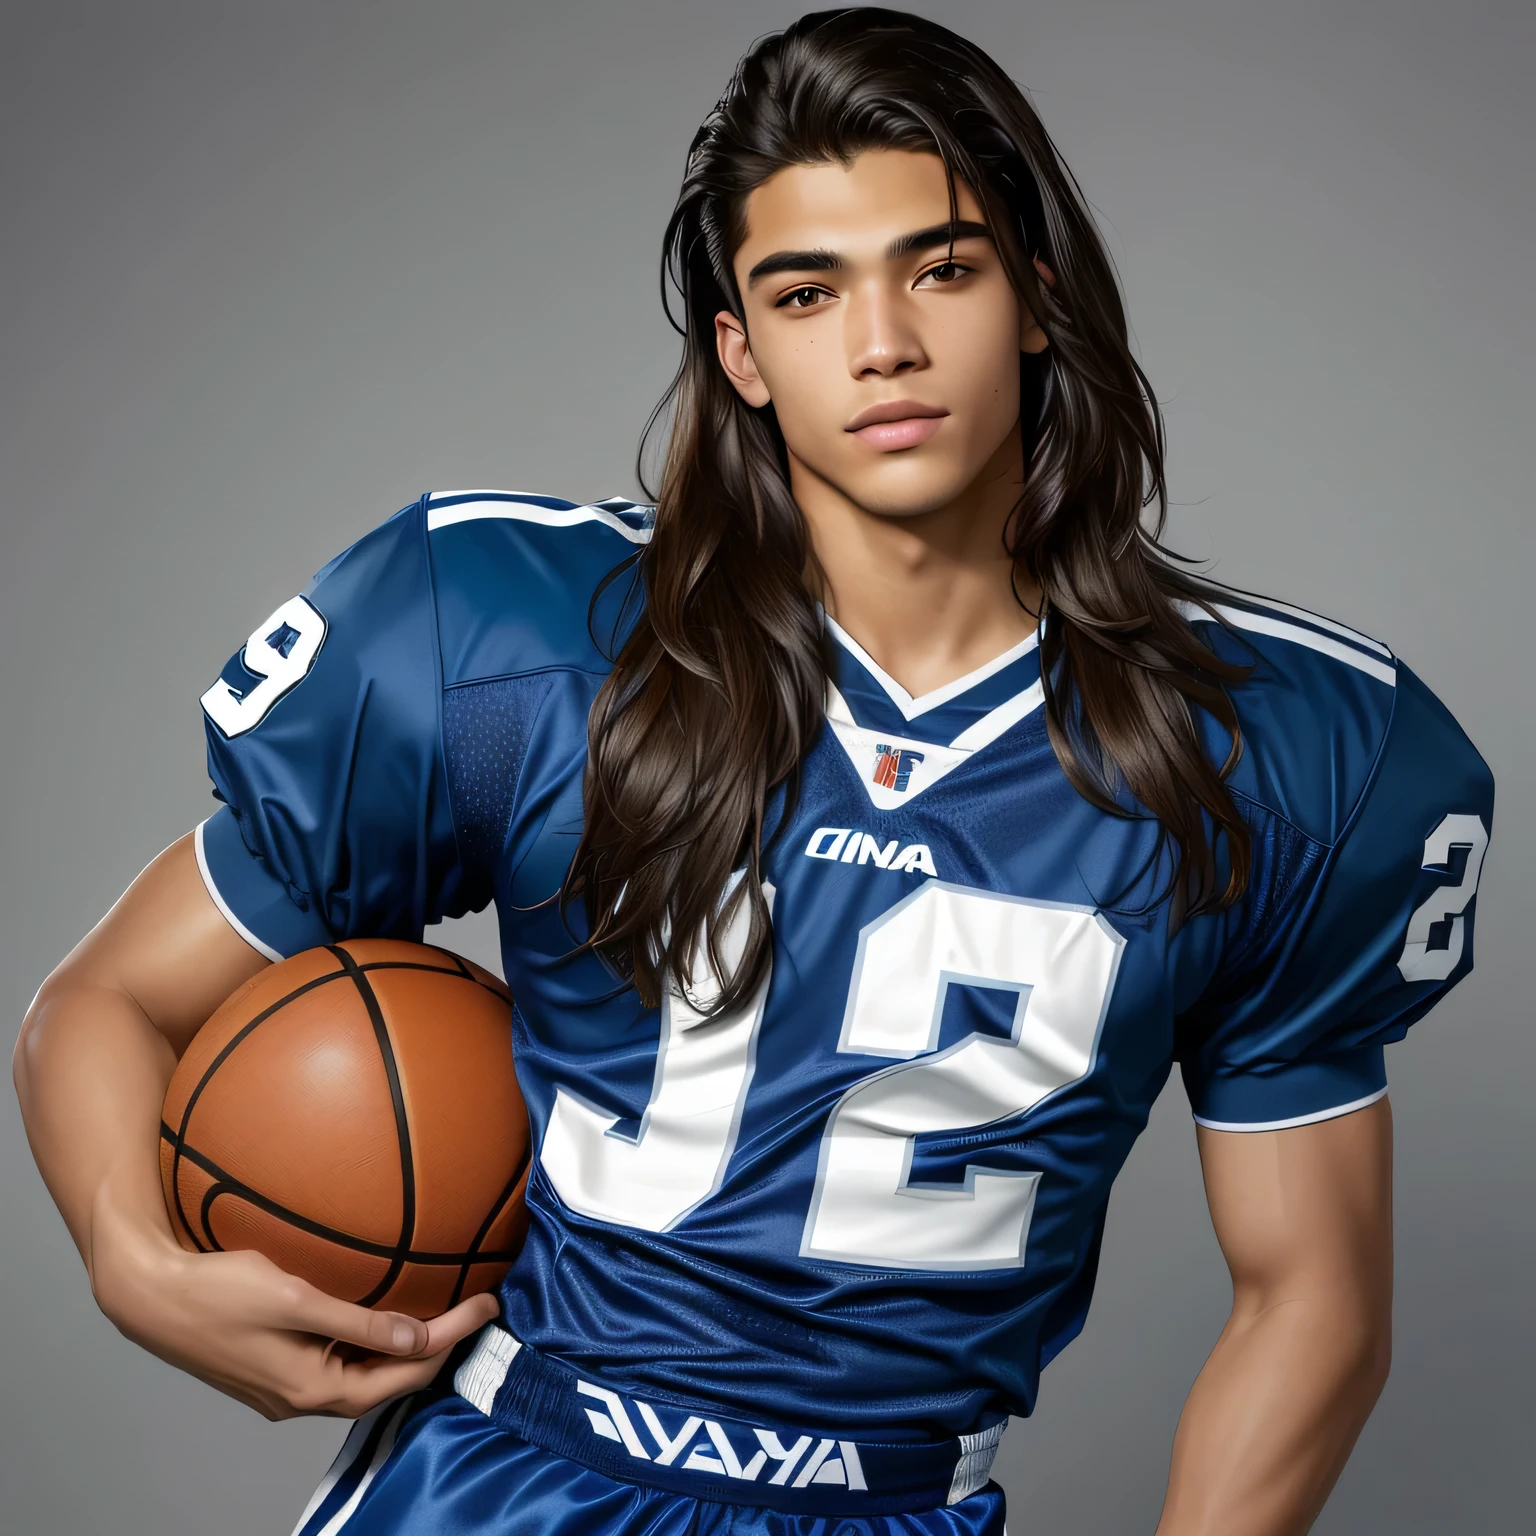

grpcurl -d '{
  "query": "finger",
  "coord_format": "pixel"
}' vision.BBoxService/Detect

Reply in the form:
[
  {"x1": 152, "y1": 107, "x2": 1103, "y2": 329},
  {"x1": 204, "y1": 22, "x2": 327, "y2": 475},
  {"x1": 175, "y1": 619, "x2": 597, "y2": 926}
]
[
  {"x1": 266, "y1": 1273, "x2": 428, "y2": 1356},
  {"x1": 318, "y1": 1290, "x2": 497, "y2": 1371},
  {"x1": 420, "y1": 1291, "x2": 501, "y2": 1356},
  {"x1": 321, "y1": 1343, "x2": 461, "y2": 1418}
]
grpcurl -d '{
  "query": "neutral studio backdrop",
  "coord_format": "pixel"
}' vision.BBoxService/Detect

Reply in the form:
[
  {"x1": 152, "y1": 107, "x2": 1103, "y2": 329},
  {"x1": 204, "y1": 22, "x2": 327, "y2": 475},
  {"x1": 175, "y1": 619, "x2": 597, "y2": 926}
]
[{"x1": 3, "y1": 2, "x2": 1530, "y2": 1532}]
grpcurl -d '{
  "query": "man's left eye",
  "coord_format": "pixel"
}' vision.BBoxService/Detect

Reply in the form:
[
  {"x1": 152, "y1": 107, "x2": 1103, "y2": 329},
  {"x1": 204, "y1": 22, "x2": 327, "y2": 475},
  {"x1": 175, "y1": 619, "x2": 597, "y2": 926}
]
[{"x1": 924, "y1": 262, "x2": 964, "y2": 284}]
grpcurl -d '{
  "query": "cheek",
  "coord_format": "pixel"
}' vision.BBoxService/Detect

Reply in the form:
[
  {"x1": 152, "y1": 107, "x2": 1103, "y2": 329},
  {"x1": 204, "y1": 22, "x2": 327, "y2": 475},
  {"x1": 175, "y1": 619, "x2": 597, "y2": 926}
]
[
  {"x1": 940, "y1": 307, "x2": 1023, "y2": 433},
  {"x1": 757, "y1": 335, "x2": 842, "y2": 452}
]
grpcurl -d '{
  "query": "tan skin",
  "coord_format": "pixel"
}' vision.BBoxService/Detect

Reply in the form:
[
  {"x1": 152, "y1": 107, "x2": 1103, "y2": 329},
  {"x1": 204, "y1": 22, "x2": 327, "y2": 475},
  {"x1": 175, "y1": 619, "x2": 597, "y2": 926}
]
[
  {"x1": 715, "y1": 150, "x2": 1393, "y2": 1535},
  {"x1": 14, "y1": 148, "x2": 1390, "y2": 1528},
  {"x1": 13, "y1": 837, "x2": 499, "y2": 1420},
  {"x1": 715, "y1": 148, "x2": 1050, "y2": 695}
]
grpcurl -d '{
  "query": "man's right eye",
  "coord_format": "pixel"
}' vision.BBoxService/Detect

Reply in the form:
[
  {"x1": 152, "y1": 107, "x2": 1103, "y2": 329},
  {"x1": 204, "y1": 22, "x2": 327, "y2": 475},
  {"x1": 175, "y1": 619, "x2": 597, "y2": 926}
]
[{"x1": 778, "y1": 286, "x2": 828, "y2": 309}]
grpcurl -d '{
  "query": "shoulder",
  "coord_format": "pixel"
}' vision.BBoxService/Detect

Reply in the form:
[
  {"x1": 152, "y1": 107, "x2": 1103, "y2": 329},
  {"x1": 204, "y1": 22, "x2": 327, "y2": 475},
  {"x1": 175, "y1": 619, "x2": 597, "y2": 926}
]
[
  {"x1": 1185, "y1": 585, "x2": 1487, "y2": 846},
  {"x1": 298, "y1": 490, "x2": 653, "y2": 687},
  {"x1": 422, "y1": 490, "x2": 652, "y2": 685}
]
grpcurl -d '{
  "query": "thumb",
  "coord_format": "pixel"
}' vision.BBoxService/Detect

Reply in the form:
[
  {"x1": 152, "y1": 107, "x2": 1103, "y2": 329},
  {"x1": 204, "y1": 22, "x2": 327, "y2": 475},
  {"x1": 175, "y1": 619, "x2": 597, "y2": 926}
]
[{"x1": 270, "y1": 1275, "x2": 429, "y2": 1356}]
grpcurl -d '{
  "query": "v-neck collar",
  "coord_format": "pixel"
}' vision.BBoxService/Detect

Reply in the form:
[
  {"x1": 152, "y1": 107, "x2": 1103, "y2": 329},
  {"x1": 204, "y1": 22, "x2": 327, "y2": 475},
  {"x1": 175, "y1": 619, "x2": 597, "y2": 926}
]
[
  {"x1": 825, "y1": 614, "x2": 1043, "y2": 745},
  {"x1": 821, "y1": 615, "x2": 1047, "y2": 809},
  {"x1": 824, "y1": 615, "x2": 1040, "y2": 720}
]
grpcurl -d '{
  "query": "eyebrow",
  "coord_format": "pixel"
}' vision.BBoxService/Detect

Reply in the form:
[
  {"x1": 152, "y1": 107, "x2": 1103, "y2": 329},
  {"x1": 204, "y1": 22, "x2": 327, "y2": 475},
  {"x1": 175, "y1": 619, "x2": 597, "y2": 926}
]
[{"x1": 745, "y1": 219, "x2": 993, "y2": 287}]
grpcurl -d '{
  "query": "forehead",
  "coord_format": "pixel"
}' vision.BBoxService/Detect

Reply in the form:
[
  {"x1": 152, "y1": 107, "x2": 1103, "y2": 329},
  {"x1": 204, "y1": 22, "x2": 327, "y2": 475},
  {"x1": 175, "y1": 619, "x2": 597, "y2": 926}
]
[{"x1": 736, "y1": 148, "x2": 987, "y2": 258}]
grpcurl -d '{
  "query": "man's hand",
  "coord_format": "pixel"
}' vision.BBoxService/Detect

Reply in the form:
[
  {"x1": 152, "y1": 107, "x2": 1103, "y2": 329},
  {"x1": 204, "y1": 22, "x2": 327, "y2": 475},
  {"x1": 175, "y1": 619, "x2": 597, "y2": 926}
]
[
  {"x1": 96, "y1": 1213, "x2": 498, "y2": 1420},
  {"x1": 14, "y1": 831, "x2": 497, "y2": 1420},
  {"x1": 1156, "y1": 1100, "x2": 1394, "y2": 1536}
]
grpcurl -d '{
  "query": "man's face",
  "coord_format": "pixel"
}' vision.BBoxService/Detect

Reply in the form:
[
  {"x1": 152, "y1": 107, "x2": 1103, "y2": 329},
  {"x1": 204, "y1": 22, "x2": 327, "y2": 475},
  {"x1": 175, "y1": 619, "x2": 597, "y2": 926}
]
[{"x1": 716, "y1": 148, "x2": 1045, "y2": 519}]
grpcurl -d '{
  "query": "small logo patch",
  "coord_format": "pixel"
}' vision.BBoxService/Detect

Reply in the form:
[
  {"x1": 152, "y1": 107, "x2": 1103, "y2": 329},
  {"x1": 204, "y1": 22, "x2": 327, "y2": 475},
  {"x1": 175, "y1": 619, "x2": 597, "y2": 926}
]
[{"x1": 872, "y1": 744, "x2": 925, "y2": 793}]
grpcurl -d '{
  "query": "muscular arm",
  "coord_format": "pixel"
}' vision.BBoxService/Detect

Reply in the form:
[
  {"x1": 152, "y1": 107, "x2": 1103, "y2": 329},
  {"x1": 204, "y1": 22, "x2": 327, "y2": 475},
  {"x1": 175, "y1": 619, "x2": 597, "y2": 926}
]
[
  {"x1": 1156, "y1": 1100, "x2": 1394, "y2": 1536},
  {"x1": 13, "y1": 833, "x2": 496, "y2": 1419},
  {"x1": 16, "y1": 832, "x2": 268, "y2": 1272}
]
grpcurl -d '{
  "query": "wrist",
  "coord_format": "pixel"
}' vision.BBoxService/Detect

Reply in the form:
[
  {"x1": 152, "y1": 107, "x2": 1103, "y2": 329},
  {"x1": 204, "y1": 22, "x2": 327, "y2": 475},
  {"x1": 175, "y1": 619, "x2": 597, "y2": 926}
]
[{"x1": 87, "y1": 1186, "x2": 187, "y2": 1332}]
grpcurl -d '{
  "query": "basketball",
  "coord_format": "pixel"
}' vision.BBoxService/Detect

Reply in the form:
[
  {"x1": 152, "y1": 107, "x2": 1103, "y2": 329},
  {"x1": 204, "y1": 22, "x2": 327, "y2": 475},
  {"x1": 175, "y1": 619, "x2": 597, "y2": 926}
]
[{"x1": 159, "y1": 939, "x2": 529, "y2": 1319}]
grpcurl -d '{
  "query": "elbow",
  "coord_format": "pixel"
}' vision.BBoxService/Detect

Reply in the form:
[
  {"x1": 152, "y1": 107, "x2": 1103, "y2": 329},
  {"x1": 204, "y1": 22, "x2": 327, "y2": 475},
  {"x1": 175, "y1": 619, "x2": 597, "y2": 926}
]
[
  {"x1": 13, "y1": 960, "x2": 101, "y2": 1118},
  {"x1": 1234, "y1": 1277, "x2": 1393, "y2": 1410},
  {"x1": 12, "y1": 970, "x2": 61, "y2": 1106},
  {"x1": 1327, "y1": 1291, "x2": 1392, "y2": 1414},
  {"x1": 1345, "y1": 1262, "x2": 1394, "y2": 1404},
  {"x1": 1359, "y1": 1310, "x2": 1393, "y2": 1402}
]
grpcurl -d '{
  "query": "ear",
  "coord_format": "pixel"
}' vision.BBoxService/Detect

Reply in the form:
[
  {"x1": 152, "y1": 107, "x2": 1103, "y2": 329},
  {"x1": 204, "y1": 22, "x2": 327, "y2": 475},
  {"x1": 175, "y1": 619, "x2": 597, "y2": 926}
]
[
  {"x1": 1020, "y1": 257, "x2": 1057, "y2": 356},
  {"x1": 714, "y1": 311, "x2": 773, "y2": 408}
]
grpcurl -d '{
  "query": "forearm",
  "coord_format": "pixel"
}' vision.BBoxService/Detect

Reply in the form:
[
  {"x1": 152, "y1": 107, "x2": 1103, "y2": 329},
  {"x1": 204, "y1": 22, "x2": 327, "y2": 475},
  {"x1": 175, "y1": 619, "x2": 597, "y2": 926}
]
[
  {"x1": 1156, "y1": 1289, "x2": 1390, "y2": 1536},
  {"x1": 16, "y1": 839, "x2": 494, "y2": 1421},
  {"x1": 12, "y1": 834, "x2": 268, "y2": 1306},
  {"x1": 14, "y1": 976, "x2": 183, "y2": 1286}
]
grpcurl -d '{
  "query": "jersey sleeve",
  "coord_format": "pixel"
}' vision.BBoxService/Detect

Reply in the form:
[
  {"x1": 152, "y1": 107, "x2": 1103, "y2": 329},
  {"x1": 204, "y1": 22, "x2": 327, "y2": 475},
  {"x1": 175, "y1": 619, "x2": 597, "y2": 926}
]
[
  {"x1": 195, "y1": 500, "x2": 474, "y2": 959},
  {"x1": 1178, "y1": 663, "x2": 1495, "y2": 1131}
]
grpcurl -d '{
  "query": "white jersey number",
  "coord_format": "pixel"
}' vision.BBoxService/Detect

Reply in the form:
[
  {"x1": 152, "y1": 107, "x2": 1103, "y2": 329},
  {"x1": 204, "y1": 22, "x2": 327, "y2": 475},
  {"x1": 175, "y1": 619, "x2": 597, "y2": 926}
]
[
  {"x1": 802, "y1": 884, "x2": 1123, "y2": 1270},
  {"x1": 540, "y1": 887, "x2": 774, "y2": 1232},
  {"x1": 201, "y1": 595, "x2": 327, "y2": 738},
  {"x1": 539, "y1": 881, "x2": 1122, "y2": 1271},
  {"x1": 1396, "y1": 813, "x2": 1490, "y2": 983}
]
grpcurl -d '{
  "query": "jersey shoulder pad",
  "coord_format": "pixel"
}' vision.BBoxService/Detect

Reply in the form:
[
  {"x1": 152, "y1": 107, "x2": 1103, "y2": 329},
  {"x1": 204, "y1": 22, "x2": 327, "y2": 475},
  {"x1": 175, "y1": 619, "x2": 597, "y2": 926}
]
[
  {"x1": 425, "y1": 490, "x2": 652, "y2": 687},
  {"x1": 1184, "y1": 586, "x2": 1398, "y2": 845},
  {"x1": 199, "y1": 498, "x2": 462, "y2": 952}
]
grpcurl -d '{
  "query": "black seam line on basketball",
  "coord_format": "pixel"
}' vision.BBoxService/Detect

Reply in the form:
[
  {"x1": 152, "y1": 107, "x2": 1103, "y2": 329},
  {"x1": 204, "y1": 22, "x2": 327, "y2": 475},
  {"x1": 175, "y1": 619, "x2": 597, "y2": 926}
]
[
  {"x1": 199, "y1": 1181, "x2": 234, "y2": 1252},
  {"x1": 158, "y1": 1126, "x2": 520, "y2": 1263},
  {"x1": 165, "y1": 1120, "x2": 211, "y2": 1253},
  {"x1": 449, "y1": 1155, "x2": 531, "y2": 1308},
  {"x1": 428, "y1": 945, "x2": 474, "y2": 980},
  {"x1": 438, "y1": 948, "x2": 489, "y2": 991},
  {"x1": 171, "y1": 965, "x2": 349, "y2": 1254},
  {"x1": 328, "y1": 945, "x2": 415, "y2": 1307},
  {"x1": 174, "y1": 1153, "x2": 212, "y2": 1253},
  {"x1": 353, "y1": 961, "x2": 463, "y2": 973},
  {"x1": 355, "y1": 957, "x2": 509, "y2": 1001}
]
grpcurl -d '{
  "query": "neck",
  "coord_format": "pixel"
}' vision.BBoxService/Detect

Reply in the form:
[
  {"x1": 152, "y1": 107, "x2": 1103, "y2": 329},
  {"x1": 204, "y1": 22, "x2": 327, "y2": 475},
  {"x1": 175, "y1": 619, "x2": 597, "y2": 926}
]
[{"x1": 789, "y1": 423, "x2": 1042, "y2": 699}]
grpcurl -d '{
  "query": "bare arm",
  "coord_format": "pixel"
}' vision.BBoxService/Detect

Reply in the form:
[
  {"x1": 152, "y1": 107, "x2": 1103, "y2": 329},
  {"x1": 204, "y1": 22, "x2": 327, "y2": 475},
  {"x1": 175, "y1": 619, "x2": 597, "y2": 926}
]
[
  {"x1": 13, "y1": 832, "x2": 497, "y2": 1420},
  {"x1": 1156, "y1": 1100, "x2": 1394, "y2": 1535}
]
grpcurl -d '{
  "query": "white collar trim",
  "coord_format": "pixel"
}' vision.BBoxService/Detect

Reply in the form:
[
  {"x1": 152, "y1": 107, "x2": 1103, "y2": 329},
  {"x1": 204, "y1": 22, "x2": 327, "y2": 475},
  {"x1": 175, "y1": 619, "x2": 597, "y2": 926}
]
[
  {"x1": 824, "y1": 677, "x2": 1046, "y2": 808},
  {"x1": 825, "y1": 614, "x2": 1040, "y2": 721}
]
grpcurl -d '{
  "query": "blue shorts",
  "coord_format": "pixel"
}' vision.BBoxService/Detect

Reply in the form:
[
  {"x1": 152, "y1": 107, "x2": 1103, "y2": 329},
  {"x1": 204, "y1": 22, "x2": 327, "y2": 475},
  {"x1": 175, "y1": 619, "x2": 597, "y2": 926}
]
[{"x1": 292, "y1": 1392, "x2": 1008, "y2": 1536}]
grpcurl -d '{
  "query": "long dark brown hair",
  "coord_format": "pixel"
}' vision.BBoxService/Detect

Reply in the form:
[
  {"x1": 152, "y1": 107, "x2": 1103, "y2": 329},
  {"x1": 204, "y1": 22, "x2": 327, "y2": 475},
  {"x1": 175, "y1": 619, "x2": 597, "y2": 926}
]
[{"x1": 565, "y1": 7, "x2": 1250, "y2": 1013}]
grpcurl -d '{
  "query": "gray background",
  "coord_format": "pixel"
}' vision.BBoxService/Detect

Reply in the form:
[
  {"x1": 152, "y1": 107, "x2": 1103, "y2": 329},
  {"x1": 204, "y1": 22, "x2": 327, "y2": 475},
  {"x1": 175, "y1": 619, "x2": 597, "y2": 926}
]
[{"x1": 3, "y1": 2, "x2": 1530, "y2": 1531}]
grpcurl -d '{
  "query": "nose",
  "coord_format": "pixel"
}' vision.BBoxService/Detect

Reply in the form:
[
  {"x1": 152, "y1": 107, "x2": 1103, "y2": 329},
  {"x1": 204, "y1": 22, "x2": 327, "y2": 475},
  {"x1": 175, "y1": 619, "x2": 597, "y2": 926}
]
[{"x1": 844, "y1": 281, "x2": 928, "y2": 379}]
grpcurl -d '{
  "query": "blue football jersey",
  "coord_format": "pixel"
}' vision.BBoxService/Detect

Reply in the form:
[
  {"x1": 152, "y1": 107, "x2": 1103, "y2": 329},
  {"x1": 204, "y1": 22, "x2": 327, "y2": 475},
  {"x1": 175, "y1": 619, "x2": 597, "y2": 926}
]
[{"x1": 197, "y1": 491, "x2": 1493, "y2": 1444}]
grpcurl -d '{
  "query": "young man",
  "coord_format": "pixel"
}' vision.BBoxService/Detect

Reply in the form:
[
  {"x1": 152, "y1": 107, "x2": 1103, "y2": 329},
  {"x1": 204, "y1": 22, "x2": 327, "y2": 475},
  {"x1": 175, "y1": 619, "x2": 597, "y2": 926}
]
[{"x1": 14, "y1": 11, "x2": 1493, "y2": 1535}]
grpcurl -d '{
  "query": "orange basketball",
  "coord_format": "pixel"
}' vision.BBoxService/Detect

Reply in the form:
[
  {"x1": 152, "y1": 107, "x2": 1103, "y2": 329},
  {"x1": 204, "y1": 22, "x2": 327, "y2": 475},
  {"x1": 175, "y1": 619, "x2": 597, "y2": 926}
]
[{"x1": 159, "y1": 939, "x2": 529, "y2": 1319}]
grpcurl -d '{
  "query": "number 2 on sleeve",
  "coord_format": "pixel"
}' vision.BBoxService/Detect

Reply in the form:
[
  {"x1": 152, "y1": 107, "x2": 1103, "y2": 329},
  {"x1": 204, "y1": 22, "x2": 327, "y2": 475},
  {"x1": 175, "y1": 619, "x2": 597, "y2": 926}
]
[{"x1": 1397, "y1": 812, "x2": 1489, "y2": 983}]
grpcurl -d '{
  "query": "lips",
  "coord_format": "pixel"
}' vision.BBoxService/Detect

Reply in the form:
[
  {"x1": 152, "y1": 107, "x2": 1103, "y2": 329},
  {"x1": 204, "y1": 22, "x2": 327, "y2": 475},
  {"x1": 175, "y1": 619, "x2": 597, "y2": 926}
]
[{"x1": 845, "y1": 399, "x2": 949, "y2": 452}]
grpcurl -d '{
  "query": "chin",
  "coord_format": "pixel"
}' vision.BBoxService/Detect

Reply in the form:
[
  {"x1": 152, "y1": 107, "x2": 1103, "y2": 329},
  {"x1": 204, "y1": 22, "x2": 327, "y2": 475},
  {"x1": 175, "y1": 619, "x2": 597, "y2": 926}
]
[{"x1": 838, "y1": 459, "x2": 981, "y2": 519}]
